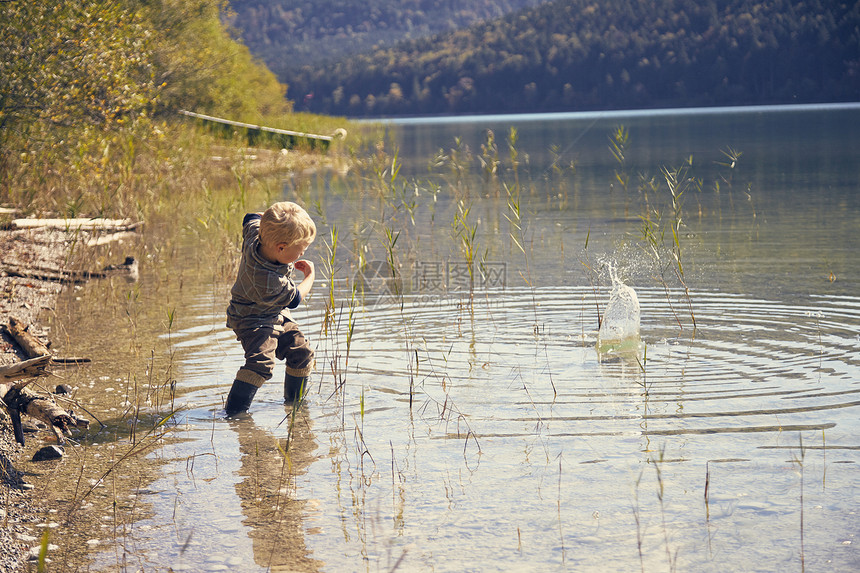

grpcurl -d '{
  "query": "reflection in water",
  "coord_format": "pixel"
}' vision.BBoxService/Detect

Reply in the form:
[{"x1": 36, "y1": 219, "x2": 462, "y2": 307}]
[{"x1": 229, "y1": 406, "x2": 320, "y2": 571}]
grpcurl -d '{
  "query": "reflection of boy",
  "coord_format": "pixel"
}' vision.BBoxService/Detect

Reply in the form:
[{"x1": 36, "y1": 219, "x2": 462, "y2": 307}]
[{"x1": 224, "y1": 201, "x2": 316, "y2": 416}]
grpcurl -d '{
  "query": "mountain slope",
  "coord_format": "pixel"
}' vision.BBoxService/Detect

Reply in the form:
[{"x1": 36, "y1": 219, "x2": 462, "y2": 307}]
[
  {"x1": 227, "y1": 0, "x2": 549, "y2": 77},
  {"x1": 279, "y1": 0, "x2": 859, "y2": 116}
]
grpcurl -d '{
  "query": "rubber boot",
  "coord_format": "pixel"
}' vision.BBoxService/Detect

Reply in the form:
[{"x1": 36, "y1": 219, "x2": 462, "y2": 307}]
[
  {"x1": 284, "y1": 374, "x2": 308, "y2": 403},
  {"x1": 225, "y1": 380, "x2": 258, "y2": 416}
]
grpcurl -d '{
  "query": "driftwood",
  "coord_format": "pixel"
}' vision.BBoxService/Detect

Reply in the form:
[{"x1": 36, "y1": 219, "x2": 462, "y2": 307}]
[
  {"x1": 7, "y1": 316, "x2": 49, "y2": 358},
  {"x1": 0, "y1": 321, "x2": 90, "y2": 445},
  {"x1": 4, "y1": 317, "x2": 91, "y2": 365},
  {"x1": 0, "y1": 263, "x2": 86, "y2": 284},
  {"x1": 0, "y1": 365, "x2": 89, "y2": 445},
  {"x1": 0, "y1": 355, "x2": 51, "y2": 382},
  {"x1": 1, "y1": 378, "x2": 89, "y2": 445},
  {"x1": 50, "y1": 356, "x2": 92, "y2": 365},
  {"x1": 10, "y1": 217, "x2": 142, "y2": 232}
]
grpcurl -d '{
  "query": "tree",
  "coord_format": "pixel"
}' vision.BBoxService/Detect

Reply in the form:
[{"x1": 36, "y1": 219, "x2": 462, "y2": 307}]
[{"x1": 0, "y1": 2, "x2": 158, "y2": 132}]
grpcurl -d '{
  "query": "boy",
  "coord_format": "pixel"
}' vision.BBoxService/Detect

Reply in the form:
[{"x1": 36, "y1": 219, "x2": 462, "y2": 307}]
[{"x1": 224, "y1": 201, "x2": 316, "y2": 416}]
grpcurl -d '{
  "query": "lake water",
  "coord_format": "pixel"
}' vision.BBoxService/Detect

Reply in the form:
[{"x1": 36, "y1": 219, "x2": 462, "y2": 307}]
[{"x1": 50, "y1": 104, "x2": 859, "y2": 572}]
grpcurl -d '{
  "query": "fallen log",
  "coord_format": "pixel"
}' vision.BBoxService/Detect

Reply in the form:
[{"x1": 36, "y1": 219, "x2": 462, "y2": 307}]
[
  {"x1": 4, "y1": 317, "x2": 91, "y2": 365},
  {"x1": 0, "y1": 355, "x2": 51, "y2": 381},
  {"x1": 1, "y1": 379, "x2": 89, "y2": 445},
  {"x1": 50, "y1": 357, "x2": 92, "y2": 365},
  {"x1": 1, "y1": 353, "x2": 90, "y2": 445},
  {"x1": 7, "y1": 316, "x2": 50, "y2": 358},
  {"x1": 1, "y1": 368, "x2": 89, "y2": 445},
  {"x1": 10, "y1": 217, "x2": 142, "y2": 232},
  {"x1": 0, "y1": 264, "x2": 91, "y2": 284}
]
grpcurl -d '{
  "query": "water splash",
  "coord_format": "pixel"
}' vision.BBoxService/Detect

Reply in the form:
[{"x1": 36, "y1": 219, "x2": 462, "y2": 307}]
[{"x1": 597, "y1": 264, "x2": 643, "y2": 360}]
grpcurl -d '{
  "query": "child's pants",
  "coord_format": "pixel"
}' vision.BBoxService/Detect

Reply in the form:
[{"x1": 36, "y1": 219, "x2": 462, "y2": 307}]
[{"x1": 233, "y1": 320, "x2": 314, "y2": 388}]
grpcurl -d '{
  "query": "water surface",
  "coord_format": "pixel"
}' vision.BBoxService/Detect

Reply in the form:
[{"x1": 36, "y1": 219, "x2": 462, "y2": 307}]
[{"x1": 55, "y1": 105, "x2": 860, "y2": 571}]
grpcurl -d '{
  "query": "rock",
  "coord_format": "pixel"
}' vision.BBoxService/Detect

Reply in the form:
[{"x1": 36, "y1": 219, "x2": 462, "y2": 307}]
[{"x1": 31, "y1": 445, "x2": 64, "y2": 461}]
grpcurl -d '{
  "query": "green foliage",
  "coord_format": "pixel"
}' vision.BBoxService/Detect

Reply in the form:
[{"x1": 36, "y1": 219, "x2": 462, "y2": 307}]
[
  {"x1": 0, "y1": 0, "x2": 309, "y2": 219},
  {"x1": 0, "y1": 2, "x2": 157, "y2": 131},
  {"x1": 148, "y1": 0, "x2": 291, "y2": 120},
  {"x1": 0, "y1": 0, "x2": 292, "y2": 134},
  {"x1": 272, "y1": 0, "x2": 860, "y2": 116}
]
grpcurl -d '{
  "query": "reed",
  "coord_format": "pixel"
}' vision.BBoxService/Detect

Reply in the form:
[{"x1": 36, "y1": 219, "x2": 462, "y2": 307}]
[
  {"x1": 578, "y1": 226, "x2": 605, "y2": 332},
  {"x1": 37, "y1": 529, "x2": 50, "y2": 573},
  {"x1": 556, "y1": 454, "x2": 567, "y2": 564},
  {"x1": 652, "y1": 447, "x2": 678, "y2": 573},
  {"x1": 633, "y1": 468, "x2": 646, "y2": 573},
  {"x1": 636, "y1": 158, "x2": 698, "y2": 333},
  {"x1": 663, "y1": 161, "x2": 698, "y2": 331},
  {"x1": 448, "y1": 137, "x2": 472, "y2": 197},
  {"x1": 704, "y1": 461, "x2": 710, "y2": 521},
  {"x1": 479, "y1": 129, "x2": 501, "y2": 188},
  {"x1": 507, "y1": 128, "x2": 521, "y2": 195},
  {"x1": 791, "y1": 434, "x2": 807, "y2": 572},
  {"x1": 504, "y1": 128, "x2": 536, "y2": 307},
  {"x1": 609, "y1": 125, "x2": 630, "y2": 195},
  {"x1": 546, "y1": 143, "x2": 576, "y2": 209},
  {"x1": 382, "y1": 225, "x2": 402, "y2": 301},
  {"x1": 321, "y1": 227, "x2": 339, "y2": 336},
  {"x1": 718, "y1": 148, "x2": 757, "y2": 222},
  {"x1": 714, "y1": 146, "x2": 741, "y2": 195},
  {"x1": 452, "y1": 200, "x2": 482, "y2": 299}
]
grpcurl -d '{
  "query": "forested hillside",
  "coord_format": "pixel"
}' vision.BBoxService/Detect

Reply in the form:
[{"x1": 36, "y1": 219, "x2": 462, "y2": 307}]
[
  {"x1": 268, "y1": 0, "x2": 860, "y2": 117},
  {"x1": 227, "y1": 0, "x2": 549, "y2": 77}
]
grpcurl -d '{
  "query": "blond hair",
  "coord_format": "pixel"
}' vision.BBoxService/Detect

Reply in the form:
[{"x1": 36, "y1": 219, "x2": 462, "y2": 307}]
[{"x1": 259, "y1": 201, "x2": 316, "y2": 248}]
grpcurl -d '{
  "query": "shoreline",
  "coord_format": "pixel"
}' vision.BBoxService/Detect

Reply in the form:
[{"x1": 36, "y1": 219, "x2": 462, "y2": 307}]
[
  {"x1": 0, "y1": 223, "x2": 137, "y2": 572},
  {"x1": 0, "y1": 226, "x2": 74, "y2": 572}
]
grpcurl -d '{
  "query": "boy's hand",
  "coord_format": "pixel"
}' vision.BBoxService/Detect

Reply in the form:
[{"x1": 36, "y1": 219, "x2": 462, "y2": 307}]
[
  {"x1": 294, "y1": 259, "x2": 314, "y2": 277},
  {"x1": 294, "y1": 259, "x2": 315, "y2": 300}
]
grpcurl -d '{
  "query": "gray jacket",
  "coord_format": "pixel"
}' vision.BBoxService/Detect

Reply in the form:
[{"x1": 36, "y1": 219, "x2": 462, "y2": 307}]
[{"x1": 226, "y1": 214, "x2": 301, "y2": 332}]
